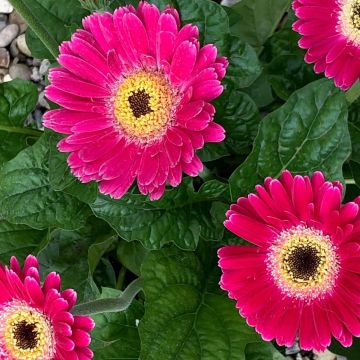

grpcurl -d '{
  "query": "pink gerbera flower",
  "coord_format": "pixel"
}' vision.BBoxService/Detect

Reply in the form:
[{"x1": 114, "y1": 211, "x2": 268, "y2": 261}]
[
  {"x1": 0, "y1": 255, "x2": 94, "y2": 359},
  {"x1": 218, "y1": 171, "x2": 360, "y2": 351},
  {"x1": 44, "y1": 1, "x2": 228, "y2": 200},
  {"x1": 292, "y1": 0, "x2": 360, "y2": 90}
]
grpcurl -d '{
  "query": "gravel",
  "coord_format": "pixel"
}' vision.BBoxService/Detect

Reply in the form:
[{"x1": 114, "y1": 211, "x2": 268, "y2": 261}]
[
  {"x1": 0, "y1": 23, "x2": 19, "y2": 47},
  {"x1": 0, "y1": 0, "x2": 13, "y2": 14},
  {"x1": 0, "y1": 6, "x2": 49, "y2": 125}
]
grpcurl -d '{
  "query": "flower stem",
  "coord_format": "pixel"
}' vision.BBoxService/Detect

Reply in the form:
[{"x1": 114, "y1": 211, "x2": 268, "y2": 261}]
[
  {"x1": 9, "y1": 0, "x2": 59, "y2": 59},
  {"x1": 116, "y1": 266, "x2": 127, "y2": 290},
  {"x1": 72, "y1": 278, "x2": 142, "y2": 316},
  {"x1": 345, "y1": 81, "x2": 360, "y2": 105},
  {"x1": 0, "y1": 124, "x2": 43, "y2": 137}
]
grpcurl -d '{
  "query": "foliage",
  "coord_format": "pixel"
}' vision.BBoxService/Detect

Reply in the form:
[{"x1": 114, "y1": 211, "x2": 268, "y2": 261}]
[{"x1": 1, "y1": 0, "x2": 357, "y2": 358}]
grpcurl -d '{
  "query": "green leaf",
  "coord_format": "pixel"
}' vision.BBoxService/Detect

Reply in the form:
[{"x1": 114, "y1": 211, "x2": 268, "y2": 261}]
[
  {"x1": 0, "y1": 80, "x2": 40, "y2": 165},
  {"x1": 198, "y1": 142, "x2": 230, "y2": 162},
  {"x1": 350, "y1": 122, "x2": 360, "y2": 164},
  {"x1": 266, "y1": 54, "x2": 321, "y2": 100},
  {"x1": 177, "y1": 0, "x2": 262, "y2": 89},
  {"x1": 244, "y1": 72, "x2": 274, "y2": 108},
  {"x1": 215, "y1": 90, "x2": 261, "y2": 154},
  {"x1": 139, "y1": 247, "x2": 262, "y2": 360},
  {"x1": 0, "y1": 133, "x2": 90, "y2": 230},
  {"x1": 117, "y1": 240, "x2": 149, "y2": 276},
  {"x1": 25, "y1": 0, "x2": 89, "y2": 59},
  {"x1": 230, "y1": 79, "x2": 351, "y2": 199},
  {"x1": 91, "y1": 179, "x2": 229, "y2": 250},
  {"x1": 245, "y1": 342, "x2": 286, "y2": 360},
  {"x1": 0, "y1": 80, "x2": 38, "y2": 125},
  {"x1": 91, "y1": 287, "x2": 144, "y2": 359},
  {"x1": 264, "y1": 15, "x2": 320, "y2": 100},
  {"x1": 176, "y1": 0, "x2": 229, "y2": 53},
  {"x1": 48, "y1": 131, "x2": 98, "y2": 204},
  {"x1": 329, "y1": 339, "x2": 360, "y2": 360},
  {"x1": 0, "y1": 221, "x2": 47, "y2": 263},
  {"x1": 224, "y1": 37, "x2": 262, "y2": 89},
  {"x1": 38, "y1": 219, "x2": 115, "y2": 301},
  {"x1": 227, "y1": 0, "x2": 291, "y2": 49}
]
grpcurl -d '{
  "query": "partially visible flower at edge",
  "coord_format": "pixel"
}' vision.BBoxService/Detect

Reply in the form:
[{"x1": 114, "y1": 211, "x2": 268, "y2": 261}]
[
  {"x1": 44, "y1": 1, "x2": 228, "y2": 200},
  {"x1": 0, "y1": 255, "x2": 94, "y2": 359},
  {"x1": 218, "y1": 170, "x2": 360, "y2": 351},
  {"x1": 292, "y1": 0, "x2": 360, "y2": 90}
]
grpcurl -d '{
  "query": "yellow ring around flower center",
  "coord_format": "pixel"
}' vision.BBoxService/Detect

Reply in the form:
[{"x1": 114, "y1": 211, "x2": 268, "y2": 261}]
[
  {"x1": 114, "y1": 71, "x2": 174, "y2": 142},
  {"x1": 341, "y1": 0, "x2": 360, "y2": 44},
  {"x1": 267, "y1": 226, "x2": 339, "y2": 301},
  {"x1": 0, "y1": 303, "x2": 54, "y2": 360}
]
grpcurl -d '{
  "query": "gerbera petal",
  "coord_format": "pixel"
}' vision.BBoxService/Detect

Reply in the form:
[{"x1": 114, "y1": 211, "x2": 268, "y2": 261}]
[{"x1": 44, "y1": 2, "x2": 227, "y2": 201}]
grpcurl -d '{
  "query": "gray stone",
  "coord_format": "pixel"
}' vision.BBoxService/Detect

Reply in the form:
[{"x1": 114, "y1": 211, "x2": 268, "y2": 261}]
[
  {"x1": 9, "y1": 63, "x2": 31, "y2": 80},
  {"x1": 0, "y1": 47, "x2": 9, "y2": 68},
  {"x1": 0, "y1": 0, "x2": 14, "y2": 14},
  {"x1": 32, "y1": 58, "x2": 42, "y2": 67},
  {"x1": 30, "y1": 66, "x2": 41, "y2": 82},
  {"x1": 11, "y1": 56, "x2": 19, "y2": 65},
  {"x1": 0, "y1": 14, "x2": 7, "y2": 32},
  {"x1": 38, "y1": 91, "x2": 50, "y2": 109},
  {"x1": 3, "y1": 73, "x2": 12, "y2": 82},
  {"x1": 221, "y1": 0, "x2": 241, "y2": 5},
  {"x1": 9, "y1": 11, "x2": 27, "y2": 34},
  {"x1": 9, "y1": 38, "x2": 18, "y2": 57},
  {"x1": 0, "y1": 24, "x2": 19, "y2": 47},
  {"x1": 0, "y1": 67, "x2": 8, "y2": 75},
  {"x1": 16, "y1": 34, "x2": 31, "y2": 57},
  {"x1": 39, "y1": 59, "x2": 50, "y2": 76}
]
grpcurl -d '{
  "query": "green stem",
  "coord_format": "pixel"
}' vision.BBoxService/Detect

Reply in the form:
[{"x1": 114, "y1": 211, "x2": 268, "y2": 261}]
[
  {"x1": 72, "y1": 278, "x2": 142, "y2": 316},
  {"x1": 345, "y1": 81, "x2": 360, "y2": 105},
  {"x1": 0, "y1": 124, "x2": 43, "y2": 137},
  {"x1": 116, "y1": 266, "x2": 127, "y2": 290},
  {"x1": 9, "y1": 0, "x2": 59, "y2": 59}
]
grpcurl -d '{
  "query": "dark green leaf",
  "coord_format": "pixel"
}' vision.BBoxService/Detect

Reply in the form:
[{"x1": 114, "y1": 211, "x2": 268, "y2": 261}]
[
  {"x1": 215, "y1": 90, "x2": 261, "y2": 154},
  {"x1": 25, "y1": 0, "x2": 89, "y2": 59},
  {"x1": 0, "y1": 80, "x2": 39, "y2": 164},
  {"x1": 227, "y1": 0, "x2": 291, "y2": 49},
  {"x1": 48, "y1": 131, "x2": 98, "y2": 204},
  {"x1": 198, "y1": 142, "x2": 230, "y2": 162},
  {"x1": 91, "y1": 179, "x2": 229, "y2": 250},
  {"x1": 0, "y1": 79, "x2": 38, "y2": 125},
  {"x1": 349, "y1": 122, "x2": 360, "y2": 164},
  {"x1": 230, "y1": 79, "x2": 351, "y2": 199},
  {"x1": 266, "y1": 54, "x2": 320, "y2": 100},
  {"x1": 0, "y1": 221, "x2": 47, "y2": 263},
  {"x1": 117, "y1": 240, "x2": 149, "y2": 276},
  {"x1": 38, "y1": 220, "x2": 115, "y2": 301},
  {"x1": 176, "y1": 0, "x2": 229, "y2": 53},
  {"x1": 244, "y1": 72, "x2": 274, "y2": 108},
  {"x1": 329, "y1": 339, "x2": 360, "y2": 360},
  {"x1": 91, "y1": 287, "x2": 144, "y2": 359},
  {"x1": 245, "y1": 342, "x2": 286, "y2": 360},
  {"x1": 224, "y1": 37, "x2": 262, "y2": 89},
  {"x1": 0, "y1": 133, "x2": 89, "y2": 230},
  {"x1": 139, "y1": 247, "x2": 262, "y2": 359}
]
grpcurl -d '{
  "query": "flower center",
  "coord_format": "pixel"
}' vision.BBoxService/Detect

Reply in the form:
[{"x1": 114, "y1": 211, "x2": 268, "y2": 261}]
[
  {"x1": 0, "y1": 301, "x2": 55, "y2": 360},
  {"x1": 340, "y1": 0, "x2": 360, "y2": 44},
  {"x1": 267, "y1": 225, "x2": 339, "y2": 301},
  {"x1": 114, "y1": 71, "x2": 175, "y2": 143},
  {"x1": 128, "y1": 89, "x2": 153, "y2": 118},
  {"x1": 13, "y1": 321, "x2": 38, "y2": 350}
]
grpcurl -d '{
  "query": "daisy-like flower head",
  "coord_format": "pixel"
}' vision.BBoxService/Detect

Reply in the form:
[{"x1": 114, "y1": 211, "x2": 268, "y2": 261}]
[
  {"x1": 44, "y1": 1, "x2": 228, "y2": 200},
  {"x1": 218, "y1": 171, "x2": 360, "y2": 351},
  {"x1": 292, "y1": 0, "x2": 360, "y2": 90},
  {"x1": 0, "y1": 255, "x2": 95, "y2": 359}
]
